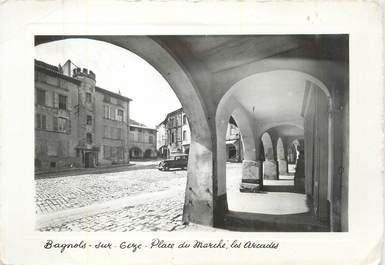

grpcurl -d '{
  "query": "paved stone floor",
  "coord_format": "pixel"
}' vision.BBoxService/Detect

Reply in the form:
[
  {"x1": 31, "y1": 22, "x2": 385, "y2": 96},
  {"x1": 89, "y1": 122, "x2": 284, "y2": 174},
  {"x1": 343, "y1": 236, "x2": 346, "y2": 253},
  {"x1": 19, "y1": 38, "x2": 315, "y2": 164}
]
[
  {"x1": 36, "y1": 162, "x2": 188, "y2": 232},
  {"x1": 226, "y1": 163, "x2": 309, "y2": 215},
  {"x1": 36, "y1": 162, "x2": 309, "y2": 232},
  {"x1": 35, "y1": 165, "x2": 186, "y2": 215}
]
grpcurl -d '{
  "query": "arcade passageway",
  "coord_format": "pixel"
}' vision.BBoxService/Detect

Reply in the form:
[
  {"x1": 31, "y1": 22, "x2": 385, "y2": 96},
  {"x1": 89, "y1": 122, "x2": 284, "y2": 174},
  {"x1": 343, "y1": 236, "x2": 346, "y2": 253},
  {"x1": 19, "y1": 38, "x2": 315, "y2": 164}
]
[{"x1": 36, "y1": 35, "x2": 349, "y2": 232}]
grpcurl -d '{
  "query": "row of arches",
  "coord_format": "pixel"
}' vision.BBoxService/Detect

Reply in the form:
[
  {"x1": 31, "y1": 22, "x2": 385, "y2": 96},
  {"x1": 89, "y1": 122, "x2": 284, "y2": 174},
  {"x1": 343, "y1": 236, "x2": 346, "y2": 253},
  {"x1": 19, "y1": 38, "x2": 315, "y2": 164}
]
[
  {"x1": 36, "y1": 36, "x2": 349, "y2": 231},
  {"x1": 129, "y1": 147, "x2": 156, "y2": 159}
]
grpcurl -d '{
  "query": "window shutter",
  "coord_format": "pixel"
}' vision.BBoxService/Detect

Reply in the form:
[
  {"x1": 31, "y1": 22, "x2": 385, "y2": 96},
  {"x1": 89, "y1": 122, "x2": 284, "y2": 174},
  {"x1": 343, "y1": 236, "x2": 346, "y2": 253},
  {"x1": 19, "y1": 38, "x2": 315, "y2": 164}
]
[
  {"x1": 36, "y1": 114, "x2": 41, "y2": 129},
  {"x1": 42, "y1": 115, "x2": 46, "y2": 130},
  {"x1": 53, "y1": 117, "x2": 58, "y2": 131},
  {"x1": 67, "y1": 119, "x2": 71, "y2": 133},
  {"x1": 44, "y1": 91, "x2": 47, "y2": 106},
  {"x1": 67, "y1": 95, "x2": 71, "y2": 110},
  {"x1": 53, "y1": 93, "x2": 59, "y2": 108}
]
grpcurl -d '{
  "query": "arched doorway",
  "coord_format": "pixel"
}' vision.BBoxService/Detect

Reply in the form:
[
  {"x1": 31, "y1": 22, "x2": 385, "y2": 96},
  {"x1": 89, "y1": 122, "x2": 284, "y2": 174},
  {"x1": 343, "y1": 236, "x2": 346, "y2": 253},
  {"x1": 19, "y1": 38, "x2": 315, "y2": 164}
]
[
  {"x1": 143, "y1": 149, "x2": 153, "y2": 159},
  {"x1": 129, "y1": 147, "x2": 142, "y2": 159},
  {"x1": 35, "y1": 36, "x2": 214, "y2": 227}
]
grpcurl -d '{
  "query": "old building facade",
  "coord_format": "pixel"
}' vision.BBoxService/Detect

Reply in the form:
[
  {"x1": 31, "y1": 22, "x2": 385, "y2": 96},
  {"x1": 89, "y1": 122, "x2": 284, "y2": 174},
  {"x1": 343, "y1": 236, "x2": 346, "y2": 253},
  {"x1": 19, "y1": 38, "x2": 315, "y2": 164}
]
[
  {"x1": 157, "y1": 108, "x2": 190, "y2": 158},
  {"x1": 158, "y1": 108, "x2": 242, "y2": 160},
  {"x1": 35, "y1": 59, "x2": 132, "y2": 171},
  {"x1": 225, "y1": 121, "x2": 243, "y2": 162},
  {"x1": 128, "y1": 119, "x2": 157, "y2": 159}
]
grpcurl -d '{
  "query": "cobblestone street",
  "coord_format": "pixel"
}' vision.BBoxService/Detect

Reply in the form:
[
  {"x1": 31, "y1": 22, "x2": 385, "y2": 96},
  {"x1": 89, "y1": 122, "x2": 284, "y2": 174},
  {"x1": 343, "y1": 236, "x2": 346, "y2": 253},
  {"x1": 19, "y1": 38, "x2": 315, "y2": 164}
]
[
  {"x1": 36, "y1": 162, "x2": 188, "y2": 232},
  {"x1": 35, "y1": 162, "x2": 308, "y2": 232}
]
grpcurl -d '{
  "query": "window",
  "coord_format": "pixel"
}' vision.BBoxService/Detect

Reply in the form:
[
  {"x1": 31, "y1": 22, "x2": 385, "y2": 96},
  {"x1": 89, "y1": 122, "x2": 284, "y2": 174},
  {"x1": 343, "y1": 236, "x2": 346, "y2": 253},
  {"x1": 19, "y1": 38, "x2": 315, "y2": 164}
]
[
  {"x1": 36, "y1": 89, "x2": 46, "y2": 105},
  {"x1": 53, "y1": 117, "x2": 58, "y2": 131},
  {"x1": 117, "y1": 99, "x2": 122, "y2": 106},
  {"x1": 42, "y1": 115, "x2": 46, "y2": 130},
  {"x1": 138, "y1": 133, "x2": 143, "y2": 142},
  {"x1": 86, "y1": 93, "x2": 92, "y2": 103},
  {"x1": 149, "y1": 135, "x2": 153, "y2": 144},
  {"x1": 36, "y1": 114, "x2": 46, "y2": 130},
  {"x1": 104, "y1": 126, "x2": 109, "y2": 138},
  {"x1": 58, "y1": 117, "x2": 67, "y2": 132},
  {"x1": 110, "y1": 107, "x2": 116, "y2": 120},
  {"x1": 104, "y1": 105, "x2": 109, "y2": 119},
  {"x1": 130, "y1": 127, "x2": 135, "y2": 131},
  {"x1": 183, "y1": 130, "x2": 186, "y2": 141},
  {"x1": 58, "y1": 95, "x2": 67, "y2": 110},
  {"x1": 138, "y1": 128, "x2": 142, "y2": 132},
  {"x1": 86, "y1": 133, "x2": 92, "y2": 144},
  {"x1": 117, "y1": 109, "x2": 124, "y2": 122},
  {"x1": 171, "y1": 132, "x2": 175, "y2": 143},
  {"x1": 111, "y1": 127, "x2": 116, "y2": 139},
  {"x1": 104, "y1": 94, "x2": 111, "y2": 103},
  {"x1": 87, "y1": 115, "x2": 92, "y2": 125},
  {"x1": 183, "y1": 115, "x2": 187, "y2": 125}
]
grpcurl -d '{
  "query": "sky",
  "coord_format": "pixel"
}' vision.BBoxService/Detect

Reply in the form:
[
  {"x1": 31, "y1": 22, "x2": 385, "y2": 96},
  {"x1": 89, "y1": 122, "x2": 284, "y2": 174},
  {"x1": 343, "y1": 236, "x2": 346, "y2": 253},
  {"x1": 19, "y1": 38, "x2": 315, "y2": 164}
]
[{"x1": 35, "y1": 38, "x2": 181, "y2": 128}]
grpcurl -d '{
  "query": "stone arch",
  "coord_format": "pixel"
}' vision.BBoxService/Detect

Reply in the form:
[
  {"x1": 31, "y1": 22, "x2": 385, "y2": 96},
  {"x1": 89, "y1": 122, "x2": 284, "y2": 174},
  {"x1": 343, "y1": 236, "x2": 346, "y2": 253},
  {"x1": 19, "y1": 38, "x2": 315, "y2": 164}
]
[
  {"x1": 287, "y1": 139, "x2": 300, "y2": 165},
  {"x1": 276, "y1": 137, "x2": 288, "y2": 175},
  {"x1": 35, "y1": 36, "x2": 214, "y2": 226},
  {"x1": 143, "y1": 149, "x2": 154, "y2": 158},
  {"x1": 261, "y1": 132, "x2": 278, "y2": 180},
  {"x1": 261, "y1": 132, "x2": 274, "y2": 161},
  {"x1": 216, "y1": 98, "x2": 257, "y2": 199},
  {"x1": 276, "y1": 138, "x2": 285, "y2": 160},
  {"x1": 129, "y1": 147, "x2": 143, "y2": 159}
]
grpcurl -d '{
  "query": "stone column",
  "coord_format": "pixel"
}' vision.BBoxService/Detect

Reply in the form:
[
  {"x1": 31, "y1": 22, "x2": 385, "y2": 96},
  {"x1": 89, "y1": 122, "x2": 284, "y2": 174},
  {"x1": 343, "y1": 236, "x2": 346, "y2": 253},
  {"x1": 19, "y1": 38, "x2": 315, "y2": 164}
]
[
  {"x1": 294, "y1": 140, "x2": 305, "y2": 193},
  {"x1": 278, "y1": 159, "x2": 288, "y2": 175},
  {"x1": 239, "y1": 160, "x2": 262, "y2": 192},
  {"x1": 263, "y1": 160, "x2": 278, "y2": 180}
]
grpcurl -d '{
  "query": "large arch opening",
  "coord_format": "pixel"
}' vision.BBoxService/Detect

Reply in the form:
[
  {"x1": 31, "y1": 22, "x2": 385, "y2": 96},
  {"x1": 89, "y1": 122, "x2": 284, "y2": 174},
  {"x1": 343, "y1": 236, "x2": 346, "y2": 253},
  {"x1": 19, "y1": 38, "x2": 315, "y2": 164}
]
[
  {"x1": 34, "y1": 36, "x2": 214, "y2": 231},
  {"x1": 216, "y1": 69, "x2": 333, "y2": 231}
]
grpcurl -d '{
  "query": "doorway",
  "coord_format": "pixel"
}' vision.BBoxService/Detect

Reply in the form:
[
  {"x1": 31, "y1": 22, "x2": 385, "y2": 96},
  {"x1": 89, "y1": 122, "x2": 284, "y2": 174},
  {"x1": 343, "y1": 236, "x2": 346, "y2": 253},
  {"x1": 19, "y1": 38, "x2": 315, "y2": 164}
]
[{"x1": 84, "y1": 152, "x2": 94, "y2": 168}]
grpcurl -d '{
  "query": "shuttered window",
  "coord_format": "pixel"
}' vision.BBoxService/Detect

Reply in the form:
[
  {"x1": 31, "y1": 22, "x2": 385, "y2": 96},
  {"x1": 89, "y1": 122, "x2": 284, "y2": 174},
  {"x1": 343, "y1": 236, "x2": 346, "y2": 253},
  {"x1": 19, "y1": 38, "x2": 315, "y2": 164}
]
[
  {"x1": 36, "y1": 114, "x2": 46, "y2": 130},
  {"x1": 36, "y1": 89, "x2": 46, "y2": 105},
  {"x1": 53, "y1": 117, "x2": 58, "y2": 131},
  {"x1": 58, "y1": 95, "x2": 67, "y2": 110}
]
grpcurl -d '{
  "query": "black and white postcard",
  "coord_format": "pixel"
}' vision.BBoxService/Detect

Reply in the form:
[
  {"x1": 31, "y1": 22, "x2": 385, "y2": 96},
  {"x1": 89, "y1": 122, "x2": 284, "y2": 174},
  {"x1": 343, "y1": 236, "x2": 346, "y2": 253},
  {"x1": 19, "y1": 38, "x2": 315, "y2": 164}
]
[{"x1": 0, "y1": 1, "x2": 383, "y2": 265}]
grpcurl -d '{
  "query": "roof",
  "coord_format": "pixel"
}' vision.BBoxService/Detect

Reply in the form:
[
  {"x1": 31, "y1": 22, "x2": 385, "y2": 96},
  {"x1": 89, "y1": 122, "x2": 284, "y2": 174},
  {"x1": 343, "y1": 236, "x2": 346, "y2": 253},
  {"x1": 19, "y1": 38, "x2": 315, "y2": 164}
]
[
  {"x1": 35, "y1": 59, "x2": 132, "y2": 102},
  {"x1": 95, "y1": 86, "x2": 132, "y2": 103},
  {"x1": 35, "y1": 59, "x2": 81, "y2": 85},
  {"x1": 158, "y1": 107, "x2": 183, "y2": 126},
  {"x1": 129, "y1": 118, "x2": 156, "y2": 131}
]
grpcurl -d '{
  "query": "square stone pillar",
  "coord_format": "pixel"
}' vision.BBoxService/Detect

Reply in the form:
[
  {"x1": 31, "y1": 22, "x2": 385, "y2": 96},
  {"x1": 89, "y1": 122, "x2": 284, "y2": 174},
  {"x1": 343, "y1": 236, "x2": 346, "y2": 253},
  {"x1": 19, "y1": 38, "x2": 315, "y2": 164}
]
[
  {"x1": 278, "y1": 159, "x2": 288, "y2": 175},
  {"x1": 263, "y1": 160, "x2": 278, "y2": 180},
  {"x1": 239, "y1": 160, "x2": 262, "y2": 192}
]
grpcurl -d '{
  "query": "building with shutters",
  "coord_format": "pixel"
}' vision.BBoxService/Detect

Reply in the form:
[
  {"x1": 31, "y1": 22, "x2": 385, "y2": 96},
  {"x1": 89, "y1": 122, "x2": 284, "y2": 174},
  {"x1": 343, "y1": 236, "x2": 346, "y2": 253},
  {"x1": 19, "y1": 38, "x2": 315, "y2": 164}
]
[
  {"x1": 157, "y1": 108, "x2": 242, "y2": 161},
  {"x1": 156, "y1": 108, "x2": 190, "y2": 158},
  {"x1": 35, "y1": 59, "x2": 132, "y2": 171}
]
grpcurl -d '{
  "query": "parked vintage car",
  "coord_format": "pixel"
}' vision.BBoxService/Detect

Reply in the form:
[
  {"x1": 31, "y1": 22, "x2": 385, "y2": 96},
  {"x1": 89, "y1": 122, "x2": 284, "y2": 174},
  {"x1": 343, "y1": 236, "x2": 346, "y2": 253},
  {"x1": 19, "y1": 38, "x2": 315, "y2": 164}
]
[{"x1": 158, "y1": 154, "x2": 188, "y2": 171}]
